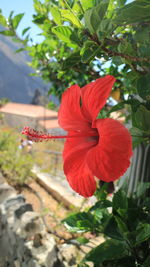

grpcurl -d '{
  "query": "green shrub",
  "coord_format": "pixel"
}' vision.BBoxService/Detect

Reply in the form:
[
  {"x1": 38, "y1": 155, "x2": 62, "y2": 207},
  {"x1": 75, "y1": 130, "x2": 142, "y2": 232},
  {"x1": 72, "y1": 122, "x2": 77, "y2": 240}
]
[{"x1": 0, "y1": 129, "x2": 34, "y2": 186}]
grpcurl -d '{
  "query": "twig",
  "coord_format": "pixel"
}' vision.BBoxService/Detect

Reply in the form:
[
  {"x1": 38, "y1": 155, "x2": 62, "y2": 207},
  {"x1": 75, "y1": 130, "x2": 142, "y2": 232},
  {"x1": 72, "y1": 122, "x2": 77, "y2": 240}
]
[
  {"x1": 84, "y1": 30, "x2": 150, "y2": 63},
  {"x1": 131, "y1": 63, "x2": 148, "y2": 74}
]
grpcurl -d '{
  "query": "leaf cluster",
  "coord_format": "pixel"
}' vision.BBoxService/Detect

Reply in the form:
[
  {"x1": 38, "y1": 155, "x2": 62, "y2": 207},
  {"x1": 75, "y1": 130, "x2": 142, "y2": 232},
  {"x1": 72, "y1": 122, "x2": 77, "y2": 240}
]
[
  {"x1": 62, "y1": 183, "x2": 150, "y2": 266},
  {"x1": 0, "y1": 0, "x2": 149, "y2": 101}
]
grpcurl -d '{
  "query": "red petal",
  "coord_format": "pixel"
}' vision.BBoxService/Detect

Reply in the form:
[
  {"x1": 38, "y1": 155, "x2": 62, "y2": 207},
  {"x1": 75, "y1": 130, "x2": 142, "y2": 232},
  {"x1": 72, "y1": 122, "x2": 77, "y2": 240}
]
[
  {"x1": 81, "y1": 75, "x2": 116, "y2": 123},
  {"x1": 58, "y1": 84, "x2": 90, "y2": 131},
  {"x1": 63, "y1": 132, "x2": 97, "y2": 197},
  {"x1": 86, "y1": 118, "x2": 133, "y2": 182}
]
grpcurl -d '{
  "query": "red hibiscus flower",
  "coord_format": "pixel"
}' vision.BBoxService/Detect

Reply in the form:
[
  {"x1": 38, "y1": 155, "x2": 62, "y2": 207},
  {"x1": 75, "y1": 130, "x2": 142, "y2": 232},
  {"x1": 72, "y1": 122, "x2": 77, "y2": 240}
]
[{"x1": 22, "y1": 75, "x2": 132, "y2": 197}]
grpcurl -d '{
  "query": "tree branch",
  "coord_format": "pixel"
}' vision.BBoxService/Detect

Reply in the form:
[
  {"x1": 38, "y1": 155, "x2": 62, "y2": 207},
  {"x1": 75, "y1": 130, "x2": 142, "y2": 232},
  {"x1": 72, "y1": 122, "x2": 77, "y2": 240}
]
[
  {"x1": 84, "y1": 30, "x2": 150, "y2": 64},
  {"x1": 131, "y1": 63, "x2": 148, "y2": 75}
]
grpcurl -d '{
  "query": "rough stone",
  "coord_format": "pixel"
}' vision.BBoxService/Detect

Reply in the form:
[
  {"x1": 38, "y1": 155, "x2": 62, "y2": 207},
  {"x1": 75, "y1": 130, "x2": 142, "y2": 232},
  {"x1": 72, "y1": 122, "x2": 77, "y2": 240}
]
[
  {"x1": 0, "y1": 229, "x2": 11, "y2": 257},
  {"x1": 58, "y1": 244, "x2": 78, "y2": 267},
  {"x1": 0, "y1": 184, "x2": 16, "y2": 203},
  {"x1": 0, "y1": 178, "x2": 87, "y2": 267},
  {"x1": 15, "y1": 203, "x2": 33, "y2": 218},
  {"x1": 14, "y1": 259, "x2": 21, "y2": 267},
  {"x1": 26, "y1": 234, "x2": 57, "y2": 267},
  {"x1": 27, "y1": 259, "x2": 41, "y2": 267},
  {"x1": 5, "y1": 195, "x2": 25, "y2": 210},
  {"x1": 7, "y1": 227, "x2": 17, "y2": 246},
  {"x1": 17, "y1": 211, "x2": 44, "y2": 239}
]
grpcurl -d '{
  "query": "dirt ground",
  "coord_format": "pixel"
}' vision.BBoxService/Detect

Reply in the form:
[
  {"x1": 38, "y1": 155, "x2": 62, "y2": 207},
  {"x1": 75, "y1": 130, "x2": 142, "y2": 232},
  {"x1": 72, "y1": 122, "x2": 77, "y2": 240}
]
[{"x1": 21, "y1": 180, "x2": 75, "y2": 241}]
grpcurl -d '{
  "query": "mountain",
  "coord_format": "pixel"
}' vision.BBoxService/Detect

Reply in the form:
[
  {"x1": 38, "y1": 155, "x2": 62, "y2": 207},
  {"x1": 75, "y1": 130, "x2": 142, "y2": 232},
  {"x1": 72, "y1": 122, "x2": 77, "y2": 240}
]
[{"x1": 0, "y1": 25, "x2": 49, "y2": 104}]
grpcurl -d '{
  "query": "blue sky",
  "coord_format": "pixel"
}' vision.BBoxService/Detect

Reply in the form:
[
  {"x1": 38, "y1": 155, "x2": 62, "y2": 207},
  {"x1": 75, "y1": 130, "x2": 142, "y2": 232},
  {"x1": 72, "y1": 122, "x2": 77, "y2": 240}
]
[{"x1": 0, "y1": 0, "x2": 44, "y2": 43}]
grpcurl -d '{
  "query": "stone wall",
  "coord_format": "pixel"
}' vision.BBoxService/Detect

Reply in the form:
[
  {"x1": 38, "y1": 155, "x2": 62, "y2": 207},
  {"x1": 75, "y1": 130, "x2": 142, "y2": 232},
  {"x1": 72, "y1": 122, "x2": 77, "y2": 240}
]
[
  {"x1": 1, "y1": 113, "x2": 39, "y2": 131},
  {"x1": 0, "y1": 175, "x2": 78, "y2": 267}
]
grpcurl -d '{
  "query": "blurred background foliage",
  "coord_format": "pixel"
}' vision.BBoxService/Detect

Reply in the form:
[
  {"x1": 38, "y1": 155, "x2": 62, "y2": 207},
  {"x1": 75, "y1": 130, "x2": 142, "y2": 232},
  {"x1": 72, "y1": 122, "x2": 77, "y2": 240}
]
[
  {"x1": 0, "y1": 126, "x2": 64, "y2": 186},
  {"x1": 0, "y1": 128, "x2": 34, "y2": 186}
]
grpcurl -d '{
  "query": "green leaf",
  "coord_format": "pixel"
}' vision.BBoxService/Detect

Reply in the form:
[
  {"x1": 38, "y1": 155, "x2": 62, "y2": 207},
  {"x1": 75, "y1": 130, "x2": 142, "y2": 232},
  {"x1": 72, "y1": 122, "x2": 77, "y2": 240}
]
[
  {"x1": 130, "y1": 127, "x2": 146, "y2": 148},
  {"x1": 118, "y1": 40, "x2": 136, "y2": 57},
  {"x1": 137, "y1": 75, "x2": 150, "y2": 100},
  {"x1": 112, "y1": 56, "x2": 123, "y2": 66},
  {"x1": 95, "y1": 183, "x2": 109, "y2": 200},
  {"x1": 33, "y1": 0, "x2": 47, "y2": 14},
  {"x1": 90, "y1": 206, "x2": 110, "y2": 224},
  {"x1": 114, "y1": 1, "x2": 150, "y2": 25},
  {"x1": 136, "y1": 223, "x2": 150, "y2": 245},
  {"x1": 144, "y1": 255, "x2": 150, "y2": 267},
  {"x1": 32, "y1": 14, "x2": 47, "y2": 24},
  {"x1": 0, "y1": 13, "x2": 7, "y2": 27},
  {"x1": 8, "y1": 10, "x2": 14, "y2": 21},
  {"x1": 127, "y1": 198, "x2": 142, "y2": 228},
  {"x1": 106, "y1": 0, "x2": 118, "y2": 18},
  {"x1": 132, "y1": 105, "x2": 150, "y2": 132},
  {"x1": 108, "y1": 99, "x2": 140, "y2": 114},
  {"x1": 15, "y1": 48, "x2": 24, "y2": 53},
  {"x1": 12, "y1": 37, "x2": 23, "y2": 43},
  {"x1": 0, "y1": 30, "x2": 15, "y2": 36},
  {"x1": 52, "y1": 26, "x2": 77, "y2": 47},
  {"x1": 51, "y1": 6, "x2": 62, "y2": 25},
  {"x1": 114, "y1": 216, "x2": 128, "y2": 234},
  {"x1": 104, "y1": 216, "x2": 124, "y2": 240},
  {"x1": 62, "y1": 52, "x2": 81, "y2": 69},
  {"x1": 82, "y1": 239, "x2": 128, "y2": 264},
  {"x1": 104, "y1": 256, "x2": 136, "y2": 267},
  {"x1": 113, "y1": 190, "x2": 128, "y2": 211},
  {"x1": 108, "y1": 102, "x2": 125, "y2": 113},
  {"x1": 22, "y1": 27, "x2": 31, "y2": 36},
  {"x1": 136, "y1": 182, "x2": 150, "y2": 198},
  {"x1": 76, "y1": 236, "x2": 89, "y2": 245},
  {"x1": 72, "y1": 1, "x2": 82, "y2": 14},
  {"x1": 12, "y1": 13, "x2": 24, "y2": 29},
  {"x1": 138, "y1": 44, "x2": 150, "y2": 57},
  {"x1": 61, "y1": 9, "x2": 81, "y2": 28},
  {"x1": 80, "y1": 0, "x2": 94, "y2": 11},
  {"x1": 143, "y1": 197, "x2": 150, "y2": 211},
  {"x1": 84, "y1": 1, "x2": 110, "y2": 33},
  {"x1": 84, "y1": 8, "x2": 94, "y2": 33},
  {"x1": 78, "y1": 263, "x2": 89, "y2": 267},
  {"x1": 116, "y1": 0, "x2": 127, "y2": 7},
  {"x1": 80, "y1": 40, "x2": 100, "y2": 63},
  {"x1": 90, "y1": 200, "x2": 112, "y2": 212},
  {"x1": 62, "y1": 212, "x2": 98, "y2": 233},
  {"x1": 97, "y1": 18, "x2": 115, "y2": 36},
  {"x1": 134, "y1": 27, "x2": 150, "y2": 45}
]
